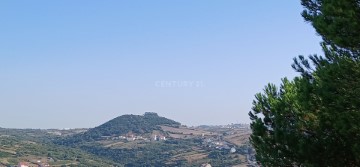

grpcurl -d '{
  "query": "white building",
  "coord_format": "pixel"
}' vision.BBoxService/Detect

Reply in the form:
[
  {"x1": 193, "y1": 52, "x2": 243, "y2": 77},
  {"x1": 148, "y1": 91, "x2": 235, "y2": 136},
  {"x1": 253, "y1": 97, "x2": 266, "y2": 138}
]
[{"x1": 18, "y1": 162, "x2": 29, "y2": 167}]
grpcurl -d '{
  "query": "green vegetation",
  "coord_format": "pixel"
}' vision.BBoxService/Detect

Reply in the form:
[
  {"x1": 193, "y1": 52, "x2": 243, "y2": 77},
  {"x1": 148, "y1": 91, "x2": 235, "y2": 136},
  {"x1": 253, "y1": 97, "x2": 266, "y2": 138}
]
[
  {"x1": 76, "y1": 138, "x2": 243, "y2": 166},
  {"x1": 1, "y1": 113, "x2": 249, "y2": 166},
  {"x1": 90, "y1": 112, "x2": 180, "y2": 136},
  {"x1": 208, "y1": 150, "x2": 242, "y2": 166},
  {"x1": 81, "y1": 140, "x2": 192, "y2": 166},
  {"x1": 0, "y1": 133, "x2": 119, "y2": 166},
  {"x1": 249, "y1": 0, "x2": 360, "y2": 166},
  {"x1": 301, "y1": 0, "x2": 360, "y2": 52},
  {"x1": 57, "y1": 112, "x2": 180, "y2": 145},
  {"x1": 52, "y1": 113, "x2": 248, "y2": 166}
]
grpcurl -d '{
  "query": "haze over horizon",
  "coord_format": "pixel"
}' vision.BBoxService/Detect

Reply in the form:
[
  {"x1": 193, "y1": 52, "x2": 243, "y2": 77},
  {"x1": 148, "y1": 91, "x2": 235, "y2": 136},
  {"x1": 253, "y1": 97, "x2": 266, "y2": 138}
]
[{"x1": 0, "y1": 1, "x2": 322, "y2": 129}]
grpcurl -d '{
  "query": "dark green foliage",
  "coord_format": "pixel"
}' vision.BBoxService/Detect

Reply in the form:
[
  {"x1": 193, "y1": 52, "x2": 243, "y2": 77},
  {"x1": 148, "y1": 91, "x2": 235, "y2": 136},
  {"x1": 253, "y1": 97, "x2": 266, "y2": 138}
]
[
  {"x1": 249, "y1": 78, "x2": 301, "y2": 166},
  {"x1": 301, "y1": 0, "x2": 360, "y2": 52},
  {"x1": 298, "y1": 53, "x2": 360, "y2": 166},
  {"x1": 250, "y1": 44, "x2": 360, "y2": 166},
  {"x1": 249, "y1": 1, "x2": 360, "y2": 166}
]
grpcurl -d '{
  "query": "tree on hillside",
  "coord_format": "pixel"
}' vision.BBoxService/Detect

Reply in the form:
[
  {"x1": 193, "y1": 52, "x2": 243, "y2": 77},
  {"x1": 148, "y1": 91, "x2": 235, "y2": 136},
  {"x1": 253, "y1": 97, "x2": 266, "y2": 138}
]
[{"x1": 249, "y1": 1, "x2": 360, "y2": 166}]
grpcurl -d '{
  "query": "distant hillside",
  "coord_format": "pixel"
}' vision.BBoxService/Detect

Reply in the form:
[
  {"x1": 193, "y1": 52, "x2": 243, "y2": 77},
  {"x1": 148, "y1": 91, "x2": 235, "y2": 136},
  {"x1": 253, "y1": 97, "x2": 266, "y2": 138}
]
[
  {"x1": 50, "y1": 114, "x2": 252, "y2": 166},
  {"x1": 58, "y1": 112, "x2": 180, "y2": 144},
  {"x1": 87, "y1": 112, "x2": 180, "y2": 137},
  {"x1": 0, "y1": 129, "x2": 119, "y2": 166}
]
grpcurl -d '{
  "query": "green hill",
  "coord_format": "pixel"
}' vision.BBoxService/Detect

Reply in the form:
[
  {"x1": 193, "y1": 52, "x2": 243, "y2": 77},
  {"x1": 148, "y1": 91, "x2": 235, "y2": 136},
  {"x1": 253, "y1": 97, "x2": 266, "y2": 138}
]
[
  {"x1": 0, "y1": 128, "x2": 119, "y2": 166},
  {"x1": 89, "y1": 112, "x2": 180, "y2": 137},
  {"x1": 58, "y1": 112, "x2": 180, "y2": 145},
  {"x1": 45, "y1": 113, "x2": 248, "y2": 166}
]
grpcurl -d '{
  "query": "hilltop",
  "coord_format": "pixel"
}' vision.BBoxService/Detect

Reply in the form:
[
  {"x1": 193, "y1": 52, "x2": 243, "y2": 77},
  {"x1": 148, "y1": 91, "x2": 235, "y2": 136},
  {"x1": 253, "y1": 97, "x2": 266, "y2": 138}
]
[
  {"x1": 57, "y1": 112, "x2": 180, "y2": 145},
  {"x1": 88, "y1": 112, "x2": 180, "y2": 137}
]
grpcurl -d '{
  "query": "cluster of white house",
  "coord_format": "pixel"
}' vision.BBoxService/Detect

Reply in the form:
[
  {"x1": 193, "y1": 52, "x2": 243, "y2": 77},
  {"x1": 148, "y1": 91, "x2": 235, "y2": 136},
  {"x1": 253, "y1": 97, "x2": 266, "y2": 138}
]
[
  {"x1": 101, "y1": 134, "x2": 167, "y2": 142},
  {"x1": 15, "y1": 161, "x2": 50, "y2": 167},
  {"x1": 203, "y1": 138, "x2": 237, "y2": 153}
]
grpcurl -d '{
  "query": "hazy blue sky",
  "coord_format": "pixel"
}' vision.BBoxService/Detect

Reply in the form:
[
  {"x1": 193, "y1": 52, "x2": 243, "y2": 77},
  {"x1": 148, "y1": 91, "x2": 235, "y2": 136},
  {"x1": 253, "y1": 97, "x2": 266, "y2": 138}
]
[{"x1": 0, "y1": 1, "x2": 322, "y2": 129}]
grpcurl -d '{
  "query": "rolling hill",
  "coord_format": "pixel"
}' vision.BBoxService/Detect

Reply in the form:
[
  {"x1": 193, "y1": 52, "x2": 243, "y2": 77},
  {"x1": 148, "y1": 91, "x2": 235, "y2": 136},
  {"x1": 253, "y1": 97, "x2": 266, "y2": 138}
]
[
  {"x1": 52, "y1": 113, "x2": 251, "y2": 166},
  {"x1": 0, "y1": 128, "x2": 119, "y2": 167},
  {"x1": 0, "y1": 113, "x2": 252, "y2": 166},
  {"x1": 88, "y1": 112, "x2": 180, "y2": 137},
  {"x1": 57, "y1": 112, "x2": 180, "y2": 145}
]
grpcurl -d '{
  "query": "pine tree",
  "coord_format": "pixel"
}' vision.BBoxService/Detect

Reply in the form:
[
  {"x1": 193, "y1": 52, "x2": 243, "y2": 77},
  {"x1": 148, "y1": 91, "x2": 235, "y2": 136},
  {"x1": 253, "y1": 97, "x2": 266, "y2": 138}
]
[
  {"x1": 301, "y1": 0, "x2": 360, "y2": 52},
  {"x1": 250, "y1": 47, "x2": 360, "y2": 167},
  {"x1": 249, "y1": 1, "x2": 360, "y2": 166}
]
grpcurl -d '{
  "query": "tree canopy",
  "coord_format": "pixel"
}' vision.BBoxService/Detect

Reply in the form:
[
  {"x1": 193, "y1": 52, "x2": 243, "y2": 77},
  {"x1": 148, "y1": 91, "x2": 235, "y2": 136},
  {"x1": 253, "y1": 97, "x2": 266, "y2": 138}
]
[
  {"x1": 249, "y1": 1, "x2": 360, "y2": 166},
  {"x1": 301, "y1": 0, "x2": 360, "y2": 52}
]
